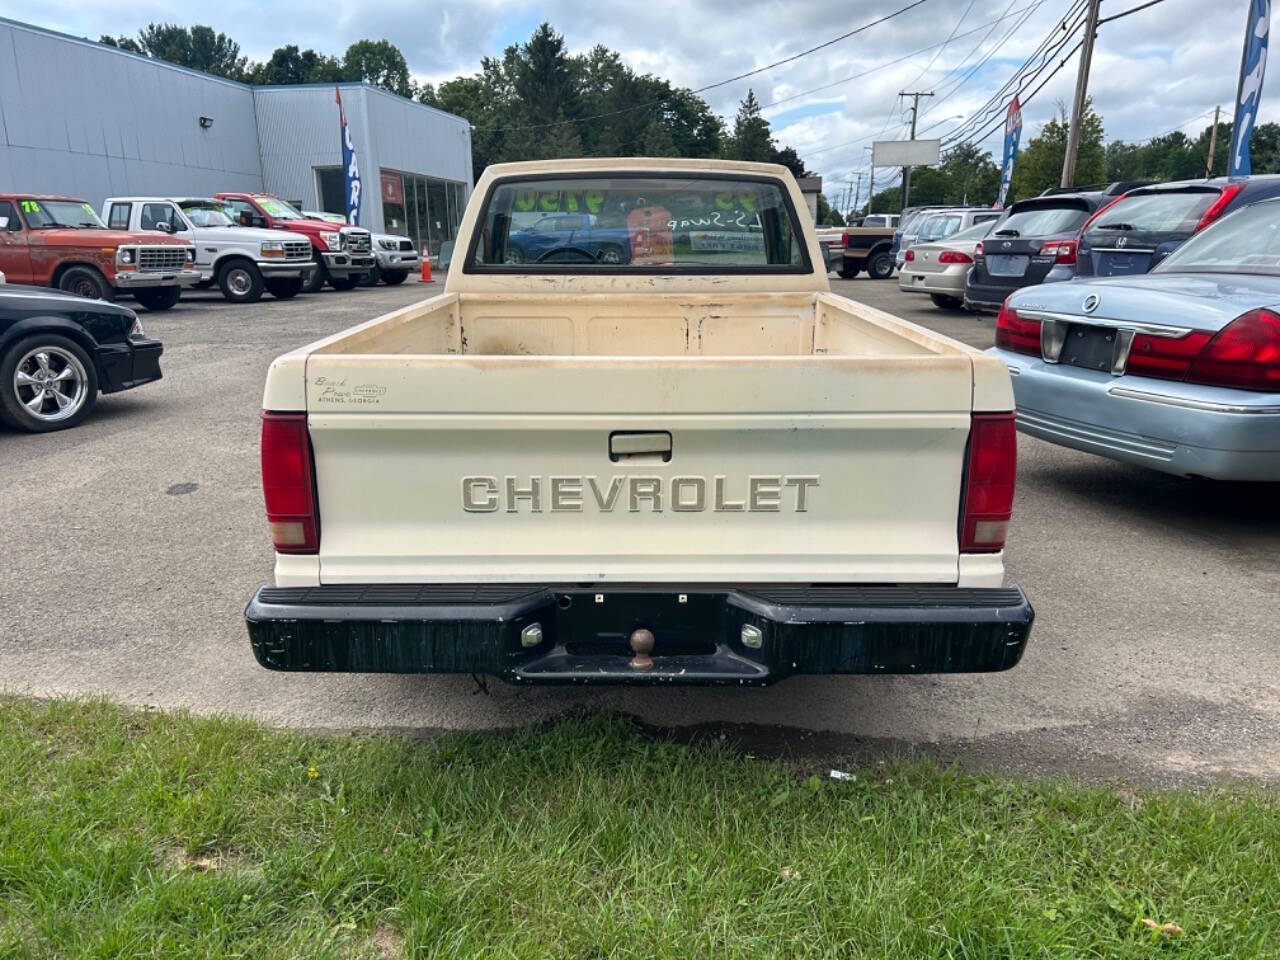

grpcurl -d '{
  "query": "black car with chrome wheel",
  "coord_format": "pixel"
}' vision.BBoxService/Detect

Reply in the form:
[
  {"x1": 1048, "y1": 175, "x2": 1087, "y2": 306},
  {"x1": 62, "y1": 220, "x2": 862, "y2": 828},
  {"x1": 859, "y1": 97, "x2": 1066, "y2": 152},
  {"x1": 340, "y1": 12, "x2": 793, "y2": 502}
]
[{"x1": 0, "y1": 283, "x2": 162, "y2": 432}]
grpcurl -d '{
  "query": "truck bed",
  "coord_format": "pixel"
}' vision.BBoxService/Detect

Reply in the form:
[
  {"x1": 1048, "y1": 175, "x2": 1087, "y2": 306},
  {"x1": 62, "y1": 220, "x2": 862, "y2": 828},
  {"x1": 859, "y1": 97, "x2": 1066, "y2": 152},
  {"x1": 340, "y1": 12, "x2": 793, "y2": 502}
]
[{"x1": 266, "y1": 292, "x2": 1009, "y2": 588}]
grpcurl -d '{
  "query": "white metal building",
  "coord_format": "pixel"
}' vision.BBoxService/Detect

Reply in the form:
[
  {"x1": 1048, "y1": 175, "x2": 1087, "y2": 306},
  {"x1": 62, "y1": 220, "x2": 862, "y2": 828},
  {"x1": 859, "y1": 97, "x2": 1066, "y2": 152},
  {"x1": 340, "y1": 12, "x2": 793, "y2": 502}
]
[{"x1": 0, "y1": 17, "x2": 473, "y2": 253}]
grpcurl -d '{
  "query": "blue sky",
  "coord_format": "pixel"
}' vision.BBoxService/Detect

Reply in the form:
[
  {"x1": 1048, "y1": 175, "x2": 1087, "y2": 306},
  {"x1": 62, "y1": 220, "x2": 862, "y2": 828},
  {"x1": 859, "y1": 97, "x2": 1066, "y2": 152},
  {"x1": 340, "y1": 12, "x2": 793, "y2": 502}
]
[{"x1": 1, "y1": 0, "x2": 1254, "y2": 202}]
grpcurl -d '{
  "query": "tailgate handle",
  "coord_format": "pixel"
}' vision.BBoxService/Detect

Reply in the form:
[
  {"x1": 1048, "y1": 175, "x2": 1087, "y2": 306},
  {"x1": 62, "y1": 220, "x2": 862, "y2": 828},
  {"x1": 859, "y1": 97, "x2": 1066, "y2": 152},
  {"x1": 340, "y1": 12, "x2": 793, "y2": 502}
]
[{"x1": 609, "y1": 431, "x2": 672, "y2": 463}]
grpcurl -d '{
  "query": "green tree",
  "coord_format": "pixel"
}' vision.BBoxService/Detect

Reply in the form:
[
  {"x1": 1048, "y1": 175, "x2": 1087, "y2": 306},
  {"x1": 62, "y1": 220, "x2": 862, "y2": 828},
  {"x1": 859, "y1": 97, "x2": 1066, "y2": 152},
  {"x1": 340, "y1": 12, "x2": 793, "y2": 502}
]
[
  {"x1": 99, "y1": 35, "x2": 143, "y2": 54},
  {"x1": 102, "y1": 23, "x2": 248, "y2": 80},
  {"x1": 938, "y1": 142, "x2": 1001, "y2": 204},
  {"x1": 343, "y1": 39, "x2": 413, "y2": 97},
  {"x1": 771, "y1": 145, "x2": 811, "y2": 179},
  {"x1": 1008, "y1": 99, "x2": 1105, "y2": 201},
  {"x1": 725, "y1": 90, "x2": 775, "y2": 162},
  {"x1": 250, "y1": 45, "x2": 344, "y2": 85},
  {"x1": 816, "y1": 194, "x2": 844, "y2": 226}
]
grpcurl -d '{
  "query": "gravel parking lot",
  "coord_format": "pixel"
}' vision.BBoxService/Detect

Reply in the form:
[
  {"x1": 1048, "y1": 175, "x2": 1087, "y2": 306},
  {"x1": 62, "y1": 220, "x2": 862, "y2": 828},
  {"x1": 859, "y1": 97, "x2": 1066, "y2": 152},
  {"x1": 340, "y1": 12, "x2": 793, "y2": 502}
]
[{"x1": 3, "y1": 277, "x2": 1278, "y2": 786}]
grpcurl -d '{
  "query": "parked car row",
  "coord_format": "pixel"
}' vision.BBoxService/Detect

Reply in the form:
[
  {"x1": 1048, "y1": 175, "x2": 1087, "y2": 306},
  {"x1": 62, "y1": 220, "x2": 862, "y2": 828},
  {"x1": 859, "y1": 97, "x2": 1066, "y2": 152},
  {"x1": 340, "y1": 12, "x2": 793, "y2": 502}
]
[
  {"x1": 0, "y1": 190, "x2": 422, "y2": 311},
  {"x1": 881, "y1": 175, "x2": 1280, "y2": 481}
]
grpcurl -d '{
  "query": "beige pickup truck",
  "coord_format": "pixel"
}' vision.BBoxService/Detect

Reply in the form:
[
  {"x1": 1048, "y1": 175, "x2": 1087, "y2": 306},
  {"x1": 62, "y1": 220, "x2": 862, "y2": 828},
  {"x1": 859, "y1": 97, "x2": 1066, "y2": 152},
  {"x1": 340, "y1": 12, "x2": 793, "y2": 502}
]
[{"x1": 246, "y1": 158, "x2": 1032, "y2": 684}]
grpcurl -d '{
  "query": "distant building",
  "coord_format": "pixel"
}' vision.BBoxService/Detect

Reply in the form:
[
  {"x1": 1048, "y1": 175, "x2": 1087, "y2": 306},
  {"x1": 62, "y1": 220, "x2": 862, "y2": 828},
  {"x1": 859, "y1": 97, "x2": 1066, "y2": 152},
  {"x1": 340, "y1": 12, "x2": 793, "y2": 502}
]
[{"x1": 0, "y1": 16, "x2": 473, "y2": 253}]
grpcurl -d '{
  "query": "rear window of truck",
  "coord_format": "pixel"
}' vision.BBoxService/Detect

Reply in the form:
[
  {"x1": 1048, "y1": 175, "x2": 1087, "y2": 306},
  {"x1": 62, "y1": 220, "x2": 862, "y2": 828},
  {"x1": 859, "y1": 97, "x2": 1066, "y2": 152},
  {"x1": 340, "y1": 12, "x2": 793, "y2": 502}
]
[{"x1": 466, "y1": 175, "x2": 808, "y2": 273}]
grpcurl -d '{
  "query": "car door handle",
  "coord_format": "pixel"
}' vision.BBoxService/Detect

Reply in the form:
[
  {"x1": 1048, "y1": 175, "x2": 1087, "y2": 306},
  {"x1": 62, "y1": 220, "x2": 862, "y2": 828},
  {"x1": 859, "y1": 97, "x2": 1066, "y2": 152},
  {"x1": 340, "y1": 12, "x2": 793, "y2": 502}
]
[{"x1": 609, "y1": 431, "x2": 672, "y2": 463}]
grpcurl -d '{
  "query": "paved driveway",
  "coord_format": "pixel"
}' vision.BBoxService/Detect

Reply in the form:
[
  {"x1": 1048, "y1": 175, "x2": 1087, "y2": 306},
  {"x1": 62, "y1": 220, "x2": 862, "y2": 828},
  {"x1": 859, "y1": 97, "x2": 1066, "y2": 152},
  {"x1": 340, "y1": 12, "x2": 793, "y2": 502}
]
[{"x1": 3, "y1": 278, "x2": 1277, "y2": 785}]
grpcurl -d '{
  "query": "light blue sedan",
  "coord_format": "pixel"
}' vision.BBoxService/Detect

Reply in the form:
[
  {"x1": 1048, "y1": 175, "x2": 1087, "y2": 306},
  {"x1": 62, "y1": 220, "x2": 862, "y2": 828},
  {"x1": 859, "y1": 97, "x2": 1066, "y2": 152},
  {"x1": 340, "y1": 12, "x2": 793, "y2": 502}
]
[{"x1": 988, "y1": 198, "x2": 1280, "y2": 481}]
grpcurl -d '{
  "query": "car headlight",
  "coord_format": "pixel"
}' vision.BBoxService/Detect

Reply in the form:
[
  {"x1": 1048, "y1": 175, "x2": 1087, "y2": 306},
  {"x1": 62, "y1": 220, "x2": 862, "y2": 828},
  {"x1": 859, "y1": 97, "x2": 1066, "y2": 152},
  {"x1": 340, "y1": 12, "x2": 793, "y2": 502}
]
[
  {"x1": 185, "y1": 247, "x2": 196, "y2": 263},
  {"x1": 319, "y1": 231, "x2": 342, "y2": 250},
  {"x1": 117, "y1": 247, "x2": 136, "y2": 265},
  {"x1": 378, "y1": 238, "x2": 398, "y2": 251},
  {"x1": 260, "y1": 241, "x2": 284, "y2": 258}
]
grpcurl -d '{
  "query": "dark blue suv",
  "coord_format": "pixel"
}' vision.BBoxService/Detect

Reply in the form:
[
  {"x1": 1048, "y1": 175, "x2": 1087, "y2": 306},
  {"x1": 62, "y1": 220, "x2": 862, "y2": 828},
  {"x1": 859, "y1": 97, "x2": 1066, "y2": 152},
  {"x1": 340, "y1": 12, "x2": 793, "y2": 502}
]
[{"x1": 1075, "y1": 175, "x2": 1280, "y2": 277}]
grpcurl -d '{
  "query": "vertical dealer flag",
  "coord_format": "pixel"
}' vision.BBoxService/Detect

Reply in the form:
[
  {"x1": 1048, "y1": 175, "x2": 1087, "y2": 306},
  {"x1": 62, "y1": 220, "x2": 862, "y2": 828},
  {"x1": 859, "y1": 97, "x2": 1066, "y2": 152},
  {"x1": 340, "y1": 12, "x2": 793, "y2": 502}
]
[
  {"x1": 1231, "y1": 0, "x2": 1270, "y2": 177},
  {"x1": 336, "y1": 87, "x2": 362, "y2": 225},
  {"x1": 996, "y1": 96, "x2": 1022, "y2": 209}
]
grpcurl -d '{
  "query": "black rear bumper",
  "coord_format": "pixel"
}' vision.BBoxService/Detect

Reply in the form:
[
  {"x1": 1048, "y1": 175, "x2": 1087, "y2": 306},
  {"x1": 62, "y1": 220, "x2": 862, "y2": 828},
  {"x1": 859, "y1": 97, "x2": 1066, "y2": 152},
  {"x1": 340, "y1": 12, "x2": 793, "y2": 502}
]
[{"x1": 245, "y1": 583, "x2": 1034, "y2": 685}]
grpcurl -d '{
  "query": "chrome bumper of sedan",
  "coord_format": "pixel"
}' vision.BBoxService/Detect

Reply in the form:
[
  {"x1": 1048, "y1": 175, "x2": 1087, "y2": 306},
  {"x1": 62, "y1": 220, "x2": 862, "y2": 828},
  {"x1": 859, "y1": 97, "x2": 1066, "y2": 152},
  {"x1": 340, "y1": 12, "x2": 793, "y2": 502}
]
[
  {"x1": 898, "y1": 264, "x2": 968, "y2": 297},
  {"x1": 991, "y1": 348, "x2": 1280, "y2": 482}
]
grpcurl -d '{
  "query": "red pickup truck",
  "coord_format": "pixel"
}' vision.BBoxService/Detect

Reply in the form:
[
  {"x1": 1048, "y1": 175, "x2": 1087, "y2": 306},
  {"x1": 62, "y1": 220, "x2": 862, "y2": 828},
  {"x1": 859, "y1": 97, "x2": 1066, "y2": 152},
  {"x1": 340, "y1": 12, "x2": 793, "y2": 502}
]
[
  {"x1": 215, "y1": 193, "x2": 374, "y2": 292},
  {"x1": 0, "y1": 194, "x2": 197, "y2": 310}
]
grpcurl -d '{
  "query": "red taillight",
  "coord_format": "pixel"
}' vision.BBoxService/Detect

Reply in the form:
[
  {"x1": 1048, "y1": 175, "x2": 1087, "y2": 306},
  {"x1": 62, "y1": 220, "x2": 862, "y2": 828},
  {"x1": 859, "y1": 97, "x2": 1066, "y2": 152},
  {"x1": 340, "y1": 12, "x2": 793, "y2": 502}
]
[
  {"x1": 1125, "y1": 330, "x2": 1213, "y2": 380},
  {"x1": 938, "y1": 250, "x2": 973, "y2": 264},
  {"x1": 261, "y1": 411, "x2": 319, "y2": 554},
  {"x1": 1186, "y1": 308, "x2": 1280, "y2": 391},
  {"x1": 843, "y1": 232, "x2": 853, "y2": 248},
  {"x1": 1038, "y1": 239, "x2": 1077, "y2": 264},
  {"x1": 1194, "y1": 183, "x2": 1244, "y2": 232},
  {"x1": 904, "y1": 249, "x2": 915, "y2": 262},
  {"x1": 960, "y1": 413, "x2": 1017, "y2": 553},
  {"x1": 1079, "y1": 193, "x2": 1127, "y2": 235},
  {"x1": 995, "y1": 299, "x2": 1042, "y2": 356}
]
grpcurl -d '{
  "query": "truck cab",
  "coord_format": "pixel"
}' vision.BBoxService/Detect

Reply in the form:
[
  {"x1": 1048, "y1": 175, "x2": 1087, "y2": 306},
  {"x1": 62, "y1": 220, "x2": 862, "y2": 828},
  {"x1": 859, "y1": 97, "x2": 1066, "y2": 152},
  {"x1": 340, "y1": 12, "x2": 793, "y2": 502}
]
[
  {"x1": 245, "y1": 158, "x2": 1032, "y2": 685},
  {"x1": 0, "y1": 194, "x2": 196, "y2": 310},
  {"x1": 214, "y1": 193, "x2": 373, "y2": 293},
  {"x1": 103, "y1": 197, "x2": 316, "y2": 303}
]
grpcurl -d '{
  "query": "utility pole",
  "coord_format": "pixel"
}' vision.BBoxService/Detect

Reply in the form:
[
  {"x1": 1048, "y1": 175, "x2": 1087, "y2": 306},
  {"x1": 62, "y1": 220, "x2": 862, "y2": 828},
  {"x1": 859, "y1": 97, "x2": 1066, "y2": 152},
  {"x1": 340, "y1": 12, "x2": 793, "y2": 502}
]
[
  {"x1": 867, "y1": 166, "x2": 875, "y2": 214},
  {"x1": 1205, "y1": 104, "x2": 1222, "y2": 178},
  {"x1": 1060, "y1": 0, "x2": 1102, "y2": 187},
  {"x1": 900, "y1": 90, "x2": 934, "y2": 210},
  {"x1": 850, "y1": 173, "x2": 864, "y2": 220}
]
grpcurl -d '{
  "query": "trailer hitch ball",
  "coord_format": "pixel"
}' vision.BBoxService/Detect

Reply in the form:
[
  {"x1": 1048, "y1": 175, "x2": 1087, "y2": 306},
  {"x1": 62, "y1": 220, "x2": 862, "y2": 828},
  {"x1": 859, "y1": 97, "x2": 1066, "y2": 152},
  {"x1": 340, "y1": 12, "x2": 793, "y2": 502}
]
[
  {"x1": 520, "y1": 623, "x2": 543, "y2": 648},
  {"x1": 629, "y1": 628, "x2": 655, "y2": 670}
]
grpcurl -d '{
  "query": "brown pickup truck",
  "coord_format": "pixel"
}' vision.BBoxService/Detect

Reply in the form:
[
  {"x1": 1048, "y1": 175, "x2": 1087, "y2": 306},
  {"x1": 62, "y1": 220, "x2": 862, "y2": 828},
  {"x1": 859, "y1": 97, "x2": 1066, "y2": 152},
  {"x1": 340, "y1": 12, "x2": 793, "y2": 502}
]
[
  {"x1": 0, "y1": 194, "x2": 197, "y2": 310},
  {"x1": 837, "y1": 224, "x2": 896, "y2": 280}
]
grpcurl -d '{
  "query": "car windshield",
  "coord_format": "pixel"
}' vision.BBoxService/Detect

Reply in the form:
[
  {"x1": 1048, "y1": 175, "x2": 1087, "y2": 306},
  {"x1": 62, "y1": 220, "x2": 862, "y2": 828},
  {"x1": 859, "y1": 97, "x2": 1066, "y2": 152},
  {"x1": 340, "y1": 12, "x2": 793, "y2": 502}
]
[
  {"x1": 1088, "y1": 189, "x2": 1218, "y2": 235},
  {"x1": 179, "y1": 201, "x2": 235, "y2": 228},
  {"x1": 1154, "y1": 201, "x2": 1280, "y2": 276},
  {"x1": 256, "y1": 197, "x2": 306, "y2": 220},
  {"x1": 21, "y1": 199, "x2": 106, "y2": 229},
  {"x1": 917, "y1": 214, "x2": 962, "y2": 242},
  {"x1": 467, "y1": 175, "x2": 807, "y2": 272},
  {"x1": 992, "y1": 205, "x2": 1088, "y2": 237},
  {"x1": 949, "y1": 220, "x2": 996, "y2": 243}
]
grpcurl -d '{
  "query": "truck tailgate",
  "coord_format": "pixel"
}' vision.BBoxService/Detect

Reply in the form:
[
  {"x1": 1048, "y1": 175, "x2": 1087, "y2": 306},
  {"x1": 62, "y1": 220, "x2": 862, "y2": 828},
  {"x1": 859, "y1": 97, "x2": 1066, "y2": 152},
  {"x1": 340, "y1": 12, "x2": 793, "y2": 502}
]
[{"x1": 303, "y1": 352, "x2": 976, "y2": 584}]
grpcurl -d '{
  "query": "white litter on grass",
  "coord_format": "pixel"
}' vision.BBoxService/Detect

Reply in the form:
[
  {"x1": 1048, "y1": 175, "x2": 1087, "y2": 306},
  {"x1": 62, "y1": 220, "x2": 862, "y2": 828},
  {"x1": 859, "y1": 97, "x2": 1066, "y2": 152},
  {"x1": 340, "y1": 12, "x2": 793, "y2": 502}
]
[{"x1": 829, "y1": 769, "x2": 856, "y2": 782}]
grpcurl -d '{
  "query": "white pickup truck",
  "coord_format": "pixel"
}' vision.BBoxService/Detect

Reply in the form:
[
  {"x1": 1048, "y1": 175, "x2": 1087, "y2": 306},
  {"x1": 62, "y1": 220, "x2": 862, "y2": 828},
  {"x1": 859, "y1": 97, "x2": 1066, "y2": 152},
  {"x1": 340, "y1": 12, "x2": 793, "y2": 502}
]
[
  {"x1": 103, "y1": 197, "x2": 316, "y2": 303},
  {"x1": 245, "y1": 158, "x2": 1033, "y2": 684}
]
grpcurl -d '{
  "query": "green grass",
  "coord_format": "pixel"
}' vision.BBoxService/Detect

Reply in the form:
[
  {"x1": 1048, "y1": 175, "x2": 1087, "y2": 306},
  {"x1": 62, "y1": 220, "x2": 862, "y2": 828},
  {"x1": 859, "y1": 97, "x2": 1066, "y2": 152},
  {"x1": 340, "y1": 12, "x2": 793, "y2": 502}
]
[{"x1": 0, "y1": 698, "x2": 1276, "y2": 958}]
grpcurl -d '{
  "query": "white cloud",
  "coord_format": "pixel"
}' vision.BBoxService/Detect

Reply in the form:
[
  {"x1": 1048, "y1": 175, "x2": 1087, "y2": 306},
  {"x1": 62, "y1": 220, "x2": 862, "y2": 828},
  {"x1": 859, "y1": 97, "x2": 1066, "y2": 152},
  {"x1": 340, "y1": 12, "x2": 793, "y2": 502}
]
[{"x1": 4, "y1": 0, "x2": 1259, "y2": 194}]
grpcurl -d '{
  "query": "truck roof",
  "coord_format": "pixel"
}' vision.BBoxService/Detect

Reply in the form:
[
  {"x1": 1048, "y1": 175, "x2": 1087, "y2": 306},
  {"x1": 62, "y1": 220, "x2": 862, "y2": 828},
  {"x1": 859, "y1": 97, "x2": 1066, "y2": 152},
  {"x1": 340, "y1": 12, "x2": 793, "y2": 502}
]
[
  {"x1": 482, "y1": 157, "x2": 796, "y2": 178},
  {"x1": 104, "y1": 197, "x2": 220, "y2": 204},
  {"x1": 0, "y1": 193, "x2": 85, "y2": 202}
]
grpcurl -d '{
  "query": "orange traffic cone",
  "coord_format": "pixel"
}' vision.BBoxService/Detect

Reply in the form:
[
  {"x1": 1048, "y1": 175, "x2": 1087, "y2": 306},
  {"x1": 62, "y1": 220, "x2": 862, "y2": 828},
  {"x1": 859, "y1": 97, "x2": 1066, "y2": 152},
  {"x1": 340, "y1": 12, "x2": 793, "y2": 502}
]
[{"x1": 420, "y1": 247, "x2": 433, "y2": 283}]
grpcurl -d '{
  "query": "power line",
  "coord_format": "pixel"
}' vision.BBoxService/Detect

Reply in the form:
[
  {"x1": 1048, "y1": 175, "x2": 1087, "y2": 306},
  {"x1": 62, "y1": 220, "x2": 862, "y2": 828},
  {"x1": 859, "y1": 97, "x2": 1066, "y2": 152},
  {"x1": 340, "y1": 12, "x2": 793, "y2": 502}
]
[
  {"x1": 934, "y1": 1, "x2": 1087, "y2": 143},
  {"x1": 939, "y1": 4, "x2": 1088, "y2": 145},
  {"x1": 950, "y1": 38, "x2": 1083, "y2": 149},
  {"x1": 755, "y1": 1, "x2": 1043, "y2": 116},
  {"x1": 1099, "y1": 0, "x2": 1168, "y2": 25}
]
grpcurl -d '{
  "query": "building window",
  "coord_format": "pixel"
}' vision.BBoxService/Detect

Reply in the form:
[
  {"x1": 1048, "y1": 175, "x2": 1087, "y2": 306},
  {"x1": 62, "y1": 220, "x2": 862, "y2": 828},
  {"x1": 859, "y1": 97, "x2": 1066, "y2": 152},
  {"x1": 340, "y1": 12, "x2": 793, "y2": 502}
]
[{"x1": 379, "y1": 168, "x2": 466, "y2": 253}]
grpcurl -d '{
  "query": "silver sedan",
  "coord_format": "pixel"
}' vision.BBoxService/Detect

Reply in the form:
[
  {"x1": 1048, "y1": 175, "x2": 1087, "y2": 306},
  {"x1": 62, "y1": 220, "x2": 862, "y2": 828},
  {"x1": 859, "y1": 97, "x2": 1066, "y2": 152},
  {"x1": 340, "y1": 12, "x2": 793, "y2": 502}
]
[
  {"x1": 898, "y1": 221, "x2": 995, "y2": 309},
  {"x1": 988, "y1": 199, "x2": 1280, "y2": 481}
]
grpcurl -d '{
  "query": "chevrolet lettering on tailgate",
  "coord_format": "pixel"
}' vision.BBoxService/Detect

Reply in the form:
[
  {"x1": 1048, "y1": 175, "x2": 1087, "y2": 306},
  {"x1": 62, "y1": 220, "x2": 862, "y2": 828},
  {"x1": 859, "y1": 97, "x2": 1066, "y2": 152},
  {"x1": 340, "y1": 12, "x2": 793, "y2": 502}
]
[{"x1": 461, "y1": 475, "x2": 821, "y2": 513}]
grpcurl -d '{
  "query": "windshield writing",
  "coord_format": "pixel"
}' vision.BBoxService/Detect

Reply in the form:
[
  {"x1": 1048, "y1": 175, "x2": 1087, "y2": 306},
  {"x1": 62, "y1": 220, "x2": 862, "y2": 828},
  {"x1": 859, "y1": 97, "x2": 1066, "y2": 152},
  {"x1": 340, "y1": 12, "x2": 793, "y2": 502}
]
[{"x1": 21, "y1": 200, "x2": 106, "y2": 229}]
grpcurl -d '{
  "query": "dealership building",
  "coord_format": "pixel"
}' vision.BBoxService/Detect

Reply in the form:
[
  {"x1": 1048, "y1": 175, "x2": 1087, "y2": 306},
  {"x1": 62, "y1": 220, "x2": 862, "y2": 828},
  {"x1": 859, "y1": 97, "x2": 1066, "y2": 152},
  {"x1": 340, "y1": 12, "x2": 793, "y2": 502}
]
[{"x1": 0, "y1": 17, "x2": 473, "y2": 254}]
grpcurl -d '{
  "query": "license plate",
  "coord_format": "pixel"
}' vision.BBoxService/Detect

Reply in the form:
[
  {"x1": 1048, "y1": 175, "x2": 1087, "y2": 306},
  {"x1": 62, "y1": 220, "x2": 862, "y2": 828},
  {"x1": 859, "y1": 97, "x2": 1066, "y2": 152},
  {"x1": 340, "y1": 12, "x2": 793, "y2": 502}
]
[
  {"x1": 1059, "y1": 324, "x2": 1118, "y2": 372},
  {"x1": 1098, "y1": 253, "x2": 1150, "y2": 276},
  {"x1": 985, "y1": 254, "x2": 1028, "y2": 277}
]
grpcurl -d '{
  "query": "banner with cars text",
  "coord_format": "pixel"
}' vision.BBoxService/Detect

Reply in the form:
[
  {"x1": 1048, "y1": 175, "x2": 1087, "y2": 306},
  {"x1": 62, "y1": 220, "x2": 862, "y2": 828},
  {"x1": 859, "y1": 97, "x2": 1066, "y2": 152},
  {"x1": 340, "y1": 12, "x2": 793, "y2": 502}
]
[
  {"x1": 1231, "y1": 0, "x2": 1270, "y2": 177},
  {"x1": 996, "y1": 96, "x2": 1022, "y2": 209},
  {"x1": 336, "y1": 87, "x2": 363, "y2": 225}
]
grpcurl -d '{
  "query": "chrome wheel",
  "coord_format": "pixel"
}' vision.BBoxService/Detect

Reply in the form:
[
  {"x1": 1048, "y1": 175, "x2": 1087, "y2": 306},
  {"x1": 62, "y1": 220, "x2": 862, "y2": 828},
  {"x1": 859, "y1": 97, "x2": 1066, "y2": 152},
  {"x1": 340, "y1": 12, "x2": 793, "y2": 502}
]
[
  {"x1": 13, "y1": 347, "x2": 89, "y2": 423},
  {"x1": 226, "y1": 267, "x2": 253, "y2": 296}
]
